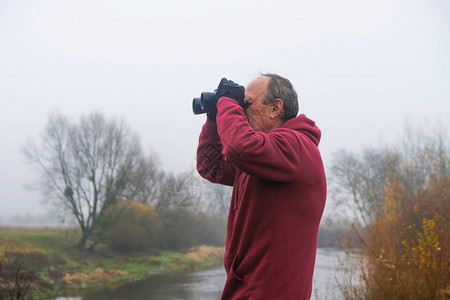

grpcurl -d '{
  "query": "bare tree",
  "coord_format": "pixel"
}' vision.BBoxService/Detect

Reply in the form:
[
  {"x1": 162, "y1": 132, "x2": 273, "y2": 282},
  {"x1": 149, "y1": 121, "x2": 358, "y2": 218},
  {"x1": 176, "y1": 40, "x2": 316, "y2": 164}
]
[
  {"x1": 129, "y1": 151, "x2": 162, "y2": 205},
  {"x1": 153, "y1": 171, "x2": 203, "y2": 215},
  {"x1": 204, "y1": 181, "x2": 232, "y2": 219},
  {"x1": 330, "y1": 147, "x2": 400, "y2": 225},
  {"x1": 23, "y1": 111, "x2": 145, "y2": 250}
]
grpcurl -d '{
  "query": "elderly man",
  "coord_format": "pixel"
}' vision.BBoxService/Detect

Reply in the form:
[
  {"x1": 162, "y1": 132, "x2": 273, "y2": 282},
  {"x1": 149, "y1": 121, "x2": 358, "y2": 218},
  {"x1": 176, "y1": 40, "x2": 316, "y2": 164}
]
[{"x1": 196, "y1": 74, "x2": 326, "y2": 299}]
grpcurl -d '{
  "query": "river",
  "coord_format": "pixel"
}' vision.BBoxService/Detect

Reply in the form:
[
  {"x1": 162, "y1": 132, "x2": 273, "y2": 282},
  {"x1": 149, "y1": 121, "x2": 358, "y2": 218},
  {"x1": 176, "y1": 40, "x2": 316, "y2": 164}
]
[{"x1": 58, "y1": 248, "x2": 342, "y2": 300}]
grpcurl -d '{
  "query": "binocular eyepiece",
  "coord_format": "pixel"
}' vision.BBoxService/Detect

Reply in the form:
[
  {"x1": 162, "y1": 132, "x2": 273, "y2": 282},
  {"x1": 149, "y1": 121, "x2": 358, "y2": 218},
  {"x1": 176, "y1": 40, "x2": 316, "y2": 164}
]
[{"x1": 192, "y1": 92, "x2": 218, "y2": 115}]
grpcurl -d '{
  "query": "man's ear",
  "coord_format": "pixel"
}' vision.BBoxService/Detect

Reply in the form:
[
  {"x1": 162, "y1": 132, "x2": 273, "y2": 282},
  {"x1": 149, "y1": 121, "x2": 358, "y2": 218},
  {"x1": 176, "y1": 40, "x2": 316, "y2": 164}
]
[{"x1": 270, "y1": 99, "x2": 284, "y2": 119}]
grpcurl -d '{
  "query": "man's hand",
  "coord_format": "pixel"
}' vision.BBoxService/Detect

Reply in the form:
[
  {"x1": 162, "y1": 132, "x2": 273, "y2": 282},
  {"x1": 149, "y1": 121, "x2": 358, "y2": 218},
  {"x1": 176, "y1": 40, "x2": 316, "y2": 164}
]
[{"x1": 216, "y1": 78, "x2": 246, "y2": 107}]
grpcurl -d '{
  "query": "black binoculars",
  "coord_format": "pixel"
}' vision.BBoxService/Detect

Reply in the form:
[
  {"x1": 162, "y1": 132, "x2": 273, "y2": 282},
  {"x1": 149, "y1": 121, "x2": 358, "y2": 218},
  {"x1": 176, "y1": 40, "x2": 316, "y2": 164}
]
[
  {"x1": 193, "y1": 78, "x2": 249, "y2": 115},
  {"x1": 192, "y1": 92, "x2": 218, "y2": 115},
  {"x1": 192, "y1": 92, "x2": 249, "y2": 115}
]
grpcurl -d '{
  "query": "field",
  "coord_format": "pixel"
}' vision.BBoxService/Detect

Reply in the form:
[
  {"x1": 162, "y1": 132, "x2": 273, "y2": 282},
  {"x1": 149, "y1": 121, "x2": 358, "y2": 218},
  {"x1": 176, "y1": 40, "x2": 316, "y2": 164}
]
[{"x1": 0, "y1": 226, "x2": 225, "y2": 299}]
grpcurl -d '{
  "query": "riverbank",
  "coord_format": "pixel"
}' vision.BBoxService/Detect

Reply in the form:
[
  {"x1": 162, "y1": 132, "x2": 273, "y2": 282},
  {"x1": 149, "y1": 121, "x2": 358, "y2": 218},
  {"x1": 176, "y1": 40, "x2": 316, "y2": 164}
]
[
  {"x1": 0, "y1": 226, "x2": 225, "y2": 299},
  {"x1": 81, "y1": 248, "x2": 344, "y2": 300}
]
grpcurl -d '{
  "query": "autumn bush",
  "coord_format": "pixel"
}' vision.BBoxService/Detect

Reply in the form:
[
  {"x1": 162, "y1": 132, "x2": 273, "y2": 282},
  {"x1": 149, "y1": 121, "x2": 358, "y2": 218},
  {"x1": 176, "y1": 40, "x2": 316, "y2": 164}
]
[
  {"x1": 100, "y1": 198, "x2": 227, "y2": 252},
  {"x1": 332, "y1": 125, "x2": 449, "y2": 299},
  {"x1": 103, "y1": 201, "x2": 163, "y2": 253}
]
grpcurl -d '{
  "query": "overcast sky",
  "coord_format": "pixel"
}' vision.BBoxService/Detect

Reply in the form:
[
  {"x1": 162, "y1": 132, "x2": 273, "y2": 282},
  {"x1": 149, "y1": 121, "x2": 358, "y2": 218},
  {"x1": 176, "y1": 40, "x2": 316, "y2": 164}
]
[{"x1": 1, "y1": 0, "x2": 449, "y2": 220}]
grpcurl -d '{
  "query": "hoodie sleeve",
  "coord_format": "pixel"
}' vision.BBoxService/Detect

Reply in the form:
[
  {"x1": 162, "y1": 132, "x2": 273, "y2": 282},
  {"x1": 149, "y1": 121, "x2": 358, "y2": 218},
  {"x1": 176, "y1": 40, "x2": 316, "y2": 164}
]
[
  {"x1": 216, "y1": 97, "x2": 313, "y2": 182},
  {"x1": 196, "y1": 118, "x2": 237, "y2": 186}
]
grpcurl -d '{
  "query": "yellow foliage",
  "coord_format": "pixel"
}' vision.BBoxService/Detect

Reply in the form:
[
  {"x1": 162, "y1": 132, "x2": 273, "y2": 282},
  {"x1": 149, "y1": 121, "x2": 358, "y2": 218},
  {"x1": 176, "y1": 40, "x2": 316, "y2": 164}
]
[
  {"x1": 340, "y1": 174, "x2": 449, "y2": 299},
  {"x1": 105, "y1": 200, "x2": 163, "y2": 253}
]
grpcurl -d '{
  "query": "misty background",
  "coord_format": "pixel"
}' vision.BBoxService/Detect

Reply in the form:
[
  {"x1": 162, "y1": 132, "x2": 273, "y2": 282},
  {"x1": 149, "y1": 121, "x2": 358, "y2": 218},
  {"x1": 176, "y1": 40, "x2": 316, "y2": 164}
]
[{"x1": 1, "y1": 0, "x2": 449, "y2": 222}]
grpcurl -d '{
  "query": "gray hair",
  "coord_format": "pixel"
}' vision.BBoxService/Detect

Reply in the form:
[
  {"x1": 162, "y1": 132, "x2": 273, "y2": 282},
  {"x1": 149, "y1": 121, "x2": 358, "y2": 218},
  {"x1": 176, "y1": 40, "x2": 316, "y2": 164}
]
[{"x1": 261, "y1": 73, "x2": 299, "y2": 122}]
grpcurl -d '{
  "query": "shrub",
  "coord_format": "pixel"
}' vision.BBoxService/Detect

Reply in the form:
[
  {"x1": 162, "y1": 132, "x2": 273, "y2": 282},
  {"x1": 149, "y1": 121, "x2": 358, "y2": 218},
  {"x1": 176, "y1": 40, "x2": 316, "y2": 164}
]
[
  {"x1": 160, "y1": 209, "x2": 227, "y2": 250},
  {"x1": 332, "y1": 125, "x2": 449, "y2": 299},
  {"x1": 104, "y1": 201, "x2": 163, "y2": 253},
  {"x1": 0, "y1": 260, "x2": 35, "y2": 300},
  {"x1": 160, "y1": 208, "x2": 197, "y2": 250},
  {"x1": 194, "y1": 212, "x2": 227, "y2": 247}
]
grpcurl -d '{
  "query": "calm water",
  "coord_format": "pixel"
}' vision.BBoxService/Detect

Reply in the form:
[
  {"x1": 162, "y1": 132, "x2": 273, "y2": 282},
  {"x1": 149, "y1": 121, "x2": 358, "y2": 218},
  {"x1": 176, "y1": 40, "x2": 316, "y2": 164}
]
[
  {"x1": 57, "y1": 248, "x2": 342, "y2": 300},
  {"x1": 311, "y1": 247, "x2": 343, "y2": 299}
]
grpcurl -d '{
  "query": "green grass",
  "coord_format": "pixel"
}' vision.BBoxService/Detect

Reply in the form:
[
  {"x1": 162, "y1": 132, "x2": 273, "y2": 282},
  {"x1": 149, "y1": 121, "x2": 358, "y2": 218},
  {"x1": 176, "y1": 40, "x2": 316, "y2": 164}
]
[{"x1": 0, "y1": 226, "x2": 224, "y2": 299}]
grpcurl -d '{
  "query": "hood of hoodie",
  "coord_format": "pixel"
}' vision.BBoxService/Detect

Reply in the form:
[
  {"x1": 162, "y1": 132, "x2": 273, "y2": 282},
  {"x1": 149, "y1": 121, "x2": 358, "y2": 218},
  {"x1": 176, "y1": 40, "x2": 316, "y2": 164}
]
[{"x1": 281, "y1": 114, "x2": 321, "y2": 146}]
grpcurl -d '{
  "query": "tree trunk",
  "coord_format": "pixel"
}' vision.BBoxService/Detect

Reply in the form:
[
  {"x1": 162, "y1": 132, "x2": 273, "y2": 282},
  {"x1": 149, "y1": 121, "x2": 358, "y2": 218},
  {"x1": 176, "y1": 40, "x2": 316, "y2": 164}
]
[{"x1": 76, "y1": 229, "x2": 90, "y2": 250}]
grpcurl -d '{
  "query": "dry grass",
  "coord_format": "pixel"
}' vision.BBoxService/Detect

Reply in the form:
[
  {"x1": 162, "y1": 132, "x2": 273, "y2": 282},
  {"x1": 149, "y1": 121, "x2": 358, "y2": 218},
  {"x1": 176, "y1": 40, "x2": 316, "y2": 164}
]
[
  {"x1": 185, "y1": 245, "x2": 225, "y2": 263},
  {"x1": 0, "y1": 225, "x2": 79, "y2": 234},
  {"x1": 0, "y1": 237, "x2": 43, "y2": 254},
  {"x1": 0, "y1": 226, "x2": 75, "y2": 260},
  {"x1": 62, "y1": 268, "x2": 129, "y2": 288}
]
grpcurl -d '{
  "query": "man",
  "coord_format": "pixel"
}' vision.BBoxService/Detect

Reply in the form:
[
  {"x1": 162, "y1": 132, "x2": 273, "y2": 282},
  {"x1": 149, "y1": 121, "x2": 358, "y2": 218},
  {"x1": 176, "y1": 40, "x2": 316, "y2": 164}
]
[{"x1": 196, "y1": 74, "x2": 326, "y2": 299}]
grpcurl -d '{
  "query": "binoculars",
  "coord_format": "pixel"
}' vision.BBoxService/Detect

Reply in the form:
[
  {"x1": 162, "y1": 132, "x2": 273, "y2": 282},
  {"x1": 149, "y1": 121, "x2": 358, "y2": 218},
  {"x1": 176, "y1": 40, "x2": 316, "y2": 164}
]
[
  {"x1": 193, "y1": 78, "x2": 249, "y2": 115},
  {"x1": 192, "y1": 92, "x2": 249, "y2": 115},
  {"x1": 192, "y1": 92, "x2": 218, "y2": 115}
]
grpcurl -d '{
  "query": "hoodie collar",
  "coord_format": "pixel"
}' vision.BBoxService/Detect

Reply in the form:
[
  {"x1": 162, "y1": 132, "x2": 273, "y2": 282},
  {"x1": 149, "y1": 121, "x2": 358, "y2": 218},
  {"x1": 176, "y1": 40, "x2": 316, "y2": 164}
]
[{"x1": 281, "y1": 114, "x2": 321, "y2": 146}]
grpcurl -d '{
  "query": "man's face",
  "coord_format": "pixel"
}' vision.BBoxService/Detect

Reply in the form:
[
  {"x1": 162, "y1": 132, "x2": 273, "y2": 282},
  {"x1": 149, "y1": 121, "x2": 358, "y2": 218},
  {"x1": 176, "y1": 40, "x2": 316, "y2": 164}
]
[{"x1": 244, "y1": 76, "x2": 276, "y2": 133}]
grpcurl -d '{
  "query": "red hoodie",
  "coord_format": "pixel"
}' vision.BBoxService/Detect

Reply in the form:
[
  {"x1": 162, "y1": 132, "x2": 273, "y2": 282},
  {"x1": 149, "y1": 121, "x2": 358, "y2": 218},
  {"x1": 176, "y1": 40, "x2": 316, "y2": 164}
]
[{"x1": 197, "y1": 97, "x2": 327, "y2": 300}]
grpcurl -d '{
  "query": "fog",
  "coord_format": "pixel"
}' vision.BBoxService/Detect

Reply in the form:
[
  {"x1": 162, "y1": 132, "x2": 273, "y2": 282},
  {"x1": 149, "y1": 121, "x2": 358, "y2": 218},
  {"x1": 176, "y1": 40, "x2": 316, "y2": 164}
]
[{"x1": 1, "y1": 0, "x2": 449, "y2": 221}]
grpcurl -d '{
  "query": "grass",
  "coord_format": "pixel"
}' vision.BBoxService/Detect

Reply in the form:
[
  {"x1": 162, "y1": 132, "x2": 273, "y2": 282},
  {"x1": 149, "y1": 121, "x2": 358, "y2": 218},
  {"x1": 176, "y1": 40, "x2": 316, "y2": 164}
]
[{"x1": 0, "y1": 226, "x2": 225, "y2": 299}]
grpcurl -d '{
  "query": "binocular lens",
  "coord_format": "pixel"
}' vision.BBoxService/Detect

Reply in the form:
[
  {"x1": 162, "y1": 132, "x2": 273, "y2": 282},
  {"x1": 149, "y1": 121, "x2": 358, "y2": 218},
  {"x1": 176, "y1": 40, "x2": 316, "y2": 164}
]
[{"x1": 192, "y1": 98, "x2": 204, "y2": 114}]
